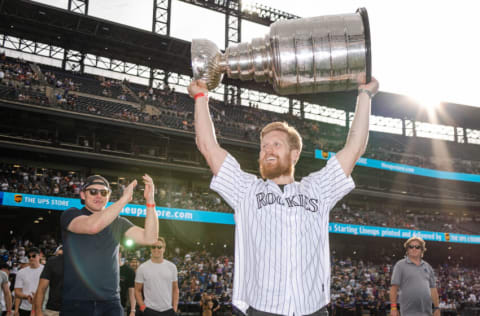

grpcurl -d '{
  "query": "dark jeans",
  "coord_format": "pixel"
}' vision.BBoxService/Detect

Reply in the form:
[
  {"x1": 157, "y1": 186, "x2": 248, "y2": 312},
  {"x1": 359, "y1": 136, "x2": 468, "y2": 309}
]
[
  {"x1": 247, "y1": 306, "x2": 328, "y2": 316},
  {"x1": 19, "y1": 310, "x2": 31, "y2": 316},
  {"x1": 19, "y1": 309, "x2": 31, "y2": 316},
  {"x1": 143, "y1": 308, "x2": 175, "y2": 316},
  {"x1": 60, "y1": 299, "x2": 124, "y2": 316}
]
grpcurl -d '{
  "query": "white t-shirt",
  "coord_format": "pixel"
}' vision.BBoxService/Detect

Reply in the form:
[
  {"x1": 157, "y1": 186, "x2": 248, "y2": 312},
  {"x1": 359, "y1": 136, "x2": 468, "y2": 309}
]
[
  {"x1": 135, "y1": 259, "x2": 178, "y2": 312},
  {"x1": 14, "y1": 265, "x2": 44, "y2": 311}
]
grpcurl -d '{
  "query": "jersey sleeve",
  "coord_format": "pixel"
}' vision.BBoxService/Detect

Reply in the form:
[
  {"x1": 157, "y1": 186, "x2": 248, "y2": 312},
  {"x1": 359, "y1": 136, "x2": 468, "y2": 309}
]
[
  {"x1": 301, "y1": 156, "x2": 355, "y2": 213},
  {"x1": 210, "y1": 153, "x2": 257, "y2": 210}
]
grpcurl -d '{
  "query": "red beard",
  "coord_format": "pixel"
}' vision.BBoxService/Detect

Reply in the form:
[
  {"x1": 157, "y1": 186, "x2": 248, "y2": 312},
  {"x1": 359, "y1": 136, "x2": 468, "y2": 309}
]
[{"x1": 259, "y1": 155, "x2": 293, "y2": 179}]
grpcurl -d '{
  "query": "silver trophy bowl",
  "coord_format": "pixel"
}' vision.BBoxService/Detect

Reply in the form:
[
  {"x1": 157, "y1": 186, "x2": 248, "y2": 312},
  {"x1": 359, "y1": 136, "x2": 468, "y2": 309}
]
[{"x1": 192, "y1": 8, "x2": 371, "y2": 95}]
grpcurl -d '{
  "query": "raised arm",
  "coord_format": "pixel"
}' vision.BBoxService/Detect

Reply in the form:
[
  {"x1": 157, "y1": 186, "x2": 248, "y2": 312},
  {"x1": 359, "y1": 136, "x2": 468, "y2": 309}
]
[
  {"x1": 336, "y1": 77, "x2": 379, "y2": 177},
  {"x1": 67, "y1": 180, "x2": 137, "y2": 235},
  {"x1": 125, "y1": 174, "x2": 159, "y2": 245},
  {"x1": 188, "y1": 80, "x2": 228, "y2": 175}
]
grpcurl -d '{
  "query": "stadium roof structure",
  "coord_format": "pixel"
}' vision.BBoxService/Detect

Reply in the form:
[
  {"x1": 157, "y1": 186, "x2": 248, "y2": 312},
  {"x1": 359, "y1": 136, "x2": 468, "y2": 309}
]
[{"x1": 1, "y1": 0, "x2": 479, "y2": 130}]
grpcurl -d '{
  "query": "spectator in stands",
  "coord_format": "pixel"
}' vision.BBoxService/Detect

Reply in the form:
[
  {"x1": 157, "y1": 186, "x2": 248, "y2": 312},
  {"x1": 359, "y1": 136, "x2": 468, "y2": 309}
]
[
  {"x1": 389, "y1": 237, "x2": 440, "y2": 316},
  {"x1": 60, "y1": 174, "x2": 159, "y2": 316},
  {"x1": 188, "y1": 76, "x2": 379, "y2": 316},
  {"x1": 200, "y1": 292, "x2": 214, "y2": 316}
]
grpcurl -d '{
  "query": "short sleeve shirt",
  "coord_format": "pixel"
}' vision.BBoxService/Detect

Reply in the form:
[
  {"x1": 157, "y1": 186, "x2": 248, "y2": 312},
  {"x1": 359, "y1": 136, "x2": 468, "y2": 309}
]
[
  {"x1": 135, "y1": 259, "x2": 178, "y2": 312},
  {"x1": 14, "y1": 265, "x2": 44, "y2": 311},
  {"x1": 391, "y1": 257, "x2": 436, "y2": 315},
  {"x1": 40, "y1": 255, "x2": 63, "y2": 311},
  {"x1": 61, "y1": 207, "x2": 133, "y2": 301}
]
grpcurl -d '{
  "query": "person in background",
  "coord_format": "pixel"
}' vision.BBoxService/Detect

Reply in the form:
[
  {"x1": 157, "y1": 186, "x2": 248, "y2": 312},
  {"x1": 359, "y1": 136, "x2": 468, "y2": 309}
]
[
  {"x1": 33, "y1": 246, "x2": 63, "y2": 316},
  {"x1": 390, "y1": 237, "x2": 440, "y2": 316},
  {"x1": 14, "y1": 247, "x2": 43, "y2": 316},
  {"x1": 135, "y1": 238, "x2": 179, "y2": 316}
]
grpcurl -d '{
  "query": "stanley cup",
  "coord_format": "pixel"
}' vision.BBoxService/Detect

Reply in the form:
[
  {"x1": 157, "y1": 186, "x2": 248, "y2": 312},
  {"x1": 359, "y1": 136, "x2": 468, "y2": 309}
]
[{"x1": 191, "y1": 8, "x2": 371, "y2": 95}]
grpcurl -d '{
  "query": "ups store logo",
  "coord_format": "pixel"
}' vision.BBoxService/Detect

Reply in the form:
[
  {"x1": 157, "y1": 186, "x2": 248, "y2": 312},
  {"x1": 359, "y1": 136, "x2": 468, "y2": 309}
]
[
  {"x1": 14, "y1": 195, "x2": 23, "y2": 203},
  {"x1": 445, "y1": 233, "x2": 450, "y2": 241}
]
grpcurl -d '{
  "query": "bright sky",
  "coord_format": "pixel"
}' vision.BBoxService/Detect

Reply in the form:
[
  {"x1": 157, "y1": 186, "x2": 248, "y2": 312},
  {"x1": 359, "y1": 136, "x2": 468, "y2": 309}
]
[{"x1": 36, "y1": 0, "x2": 480, "y2": 108}]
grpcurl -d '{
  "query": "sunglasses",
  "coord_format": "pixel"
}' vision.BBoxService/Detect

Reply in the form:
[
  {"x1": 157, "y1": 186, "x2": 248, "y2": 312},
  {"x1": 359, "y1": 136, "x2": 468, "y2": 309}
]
[
  {"x1": 408, "y1": 245, "x2": 422, "y2": 250},
  {"x1": 85, "y1": 188, "x2": 109, "y2": 197},
  {"x1": 151, "y1": 245, "x2": 163, "y2": 250},
  {"x1": 28, "y1": 254, "x2": 37, "y2": 259}
]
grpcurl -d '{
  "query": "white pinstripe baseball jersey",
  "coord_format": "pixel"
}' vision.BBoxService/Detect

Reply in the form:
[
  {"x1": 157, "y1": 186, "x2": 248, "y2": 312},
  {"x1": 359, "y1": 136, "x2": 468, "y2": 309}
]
[{"x1": 210, "y1": 154, "x2": 355, "y2": 316}]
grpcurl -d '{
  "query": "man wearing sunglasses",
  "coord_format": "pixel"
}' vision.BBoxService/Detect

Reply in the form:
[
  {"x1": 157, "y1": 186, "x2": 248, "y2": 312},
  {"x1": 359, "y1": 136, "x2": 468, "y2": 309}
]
[
  {"x1": 389, "y1": 237, "x2": 440, "y2": 316},
  {"x1": 14, "y1": 247, "x2": 44, "y2": 316},
  {"x1": 60, "y1": 174, "x2": 159, "y2": 316},
  {"x1": 135, "y1": 238, "x2": 179, "y2": 316}
]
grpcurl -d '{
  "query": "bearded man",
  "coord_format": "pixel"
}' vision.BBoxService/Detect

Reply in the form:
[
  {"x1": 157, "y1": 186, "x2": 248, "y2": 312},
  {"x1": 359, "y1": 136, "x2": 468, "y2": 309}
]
[{"x1": 188, "y1": 76, "x2": 379, "y2": 316}]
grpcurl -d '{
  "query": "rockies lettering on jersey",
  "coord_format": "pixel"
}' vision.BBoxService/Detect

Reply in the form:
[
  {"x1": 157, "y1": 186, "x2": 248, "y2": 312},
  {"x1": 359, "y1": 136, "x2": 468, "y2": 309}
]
[
  {"x1": 256, "y1": 192, "x2": 319, "y2": 212},
  {"x1": 210, "y1": 154, "x2": 355, "y2": 316}
]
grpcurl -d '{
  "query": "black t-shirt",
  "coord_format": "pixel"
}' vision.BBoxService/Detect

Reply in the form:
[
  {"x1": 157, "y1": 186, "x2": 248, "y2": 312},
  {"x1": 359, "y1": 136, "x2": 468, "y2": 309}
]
[
  {"x1": 40, "y1": 255, "x2": 64, "y2": 311},
  {"x1": 120, "y1": 264, "x2": 135, "y2": 308},
  {"x1": 61, "y1": 207, "x2": 133, "y2": 301}
]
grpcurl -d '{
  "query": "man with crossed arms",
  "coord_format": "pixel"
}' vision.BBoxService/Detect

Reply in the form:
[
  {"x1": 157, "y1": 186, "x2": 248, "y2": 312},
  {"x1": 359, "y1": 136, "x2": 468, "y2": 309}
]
[{"x1": 188, "y1": 76, "x2": 379, "y2": 316}]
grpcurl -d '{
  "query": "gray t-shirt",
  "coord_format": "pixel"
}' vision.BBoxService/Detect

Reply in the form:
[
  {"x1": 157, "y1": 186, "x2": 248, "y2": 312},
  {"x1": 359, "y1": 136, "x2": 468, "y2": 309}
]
[
  {"x1": 391, "y1": 257, "x2": 436, "y2": 316},
  {"x1": 135, "y1": 259, "x2": 178, "y2": 312}
]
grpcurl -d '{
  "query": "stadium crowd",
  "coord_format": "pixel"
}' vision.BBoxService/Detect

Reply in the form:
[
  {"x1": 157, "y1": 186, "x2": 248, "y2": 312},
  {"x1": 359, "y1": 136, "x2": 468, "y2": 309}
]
[
  {"x1": 1, "y1": 162, "x2": 479, "y2": 235},
  {"x1": 1, "y1": 236, "x2": 479, "y2": 315},
  {"x1": 1, "y1": 55, "x2": 480, "y2": 176},
  {"x1": 2, "y1": 54, "x2": 480, "y2": 315}
]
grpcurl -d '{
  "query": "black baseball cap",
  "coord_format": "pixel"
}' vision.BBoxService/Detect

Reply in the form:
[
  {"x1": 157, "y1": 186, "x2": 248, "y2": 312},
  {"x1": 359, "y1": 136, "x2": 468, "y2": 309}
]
[{"x1": 83, "y1": 175, "x2": 110, "y2": 191}]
